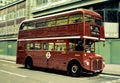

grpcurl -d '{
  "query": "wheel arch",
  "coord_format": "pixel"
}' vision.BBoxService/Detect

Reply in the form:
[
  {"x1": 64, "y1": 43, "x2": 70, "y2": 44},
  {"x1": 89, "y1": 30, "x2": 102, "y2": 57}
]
[{"x1": 67, "y1": 59, "x2": 82, "y2": 70}]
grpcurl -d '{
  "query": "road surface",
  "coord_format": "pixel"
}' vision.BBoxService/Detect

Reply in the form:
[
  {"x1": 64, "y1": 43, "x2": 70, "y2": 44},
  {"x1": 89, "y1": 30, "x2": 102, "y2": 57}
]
[{"x1": 0, "y1": 59, "x2": 120, "y2": 83}]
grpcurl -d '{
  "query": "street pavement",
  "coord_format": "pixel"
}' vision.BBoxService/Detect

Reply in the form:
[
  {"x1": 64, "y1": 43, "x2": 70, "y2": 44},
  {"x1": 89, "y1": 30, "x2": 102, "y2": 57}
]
[{"x1": 0, "y1": 55, "x2": 120, "y2": 76}]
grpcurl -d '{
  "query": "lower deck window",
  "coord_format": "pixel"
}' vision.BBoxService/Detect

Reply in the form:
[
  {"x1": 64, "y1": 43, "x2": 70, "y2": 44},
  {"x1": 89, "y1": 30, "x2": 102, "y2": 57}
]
[
  {"x1": 27, "y1": 43, "x2": 42, "y2": 50},
  {"x1": 55, "y1": 43, "x2": 66, "y2": 51},
  {"x1": 43, "y1": 43, "x2": 54, "y2": 51},
  {"x1": 26, "y1": 42, "x2": 67, "y2": 52}
]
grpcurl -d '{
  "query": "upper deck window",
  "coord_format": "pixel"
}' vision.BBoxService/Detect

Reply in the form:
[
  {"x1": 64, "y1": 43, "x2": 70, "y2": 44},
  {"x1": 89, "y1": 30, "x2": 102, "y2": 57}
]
[
  {"x1": 46, "y1": 19, "x2": 56, "y2": 27},
  {"x1": 69, "y1": 14, "x2": 83, "y2": 24},
  {"x1": 85, "y1": 14, "x2": 94, "y2": 24},
  {"x1": 20, "y1": 22, "x2": 35, "y2": 30},
  {"x1": 36, "y1": 20, "x2": 45, "y2": 28},
  {"x1": 57, "y1": 16, "x2": 68, "y2": 25}
]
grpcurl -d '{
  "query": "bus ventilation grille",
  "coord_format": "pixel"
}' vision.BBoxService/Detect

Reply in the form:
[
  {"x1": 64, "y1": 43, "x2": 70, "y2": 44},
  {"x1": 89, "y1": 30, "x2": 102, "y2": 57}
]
[{"x1": 92, "y1": 59, "x2": 102, "y2": 70}]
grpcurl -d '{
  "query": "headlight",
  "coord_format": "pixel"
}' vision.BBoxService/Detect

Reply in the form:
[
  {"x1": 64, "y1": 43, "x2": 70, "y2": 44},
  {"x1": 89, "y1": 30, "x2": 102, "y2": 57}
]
[
  {"x1": 86, "y1": 61, "x2": 90, "y2": 66},
  {"x1": 103, "y1": 61, "x2": 105, "y2": 65}
]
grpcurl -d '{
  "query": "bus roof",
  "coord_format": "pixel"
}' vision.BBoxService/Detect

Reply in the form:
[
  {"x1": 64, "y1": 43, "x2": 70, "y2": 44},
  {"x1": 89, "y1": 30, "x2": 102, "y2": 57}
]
[{"x1": 22, "y1": 9, "x2": 101, "y2": 23}]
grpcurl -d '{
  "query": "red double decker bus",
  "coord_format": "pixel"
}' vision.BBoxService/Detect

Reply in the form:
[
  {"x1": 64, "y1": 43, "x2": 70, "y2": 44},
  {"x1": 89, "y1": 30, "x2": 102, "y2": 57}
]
[{"x1": 16, "y1": 9, "x2": 105, "y2": 77}]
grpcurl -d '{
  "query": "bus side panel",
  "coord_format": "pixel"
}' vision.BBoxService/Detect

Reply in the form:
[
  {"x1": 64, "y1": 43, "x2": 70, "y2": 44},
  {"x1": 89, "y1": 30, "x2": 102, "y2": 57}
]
[
  {"x1": 49, "y1": 51, "x2": 68, "y2": 71},
  {"x1": 16, "y1": 52, "x2": 26, "y2": 65},
  {"x1": 27, "y1": 51, "x2": 48, "y2": 68},
  {"x1": 16, "y1": 41, "x2": 26, "y2": 65}
]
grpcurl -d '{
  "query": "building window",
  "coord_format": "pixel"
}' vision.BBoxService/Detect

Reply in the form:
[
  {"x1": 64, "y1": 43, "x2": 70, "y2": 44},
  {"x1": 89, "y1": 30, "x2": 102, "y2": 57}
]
[
  {"x1": 7, "y1": 25, "x2": 15, "y2": 35},
  {"x1": 0, "y1": 1, "x2": 3, "y2": 3},
  {"x1": 16, "y1": 8, "x2": 25, "y2": 18},
  {"x1": 36, "y1": 0, "x2": 48, "y2": 6},
  {"x1": 0, "y1": 28, "x2": 3, "y2": 36},
  {"x1": 7, "y1": 12, "x2": 15, "y2": 20},
  {"x1": 51, "y1": 0, "x2": 60, "y2": 2}
]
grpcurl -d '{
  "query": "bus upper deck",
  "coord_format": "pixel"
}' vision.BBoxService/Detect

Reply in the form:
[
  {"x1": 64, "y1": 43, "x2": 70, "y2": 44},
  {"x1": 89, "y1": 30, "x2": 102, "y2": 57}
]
[{"x1": 18, "y1": 9, "x2": 105, "y2": 41}]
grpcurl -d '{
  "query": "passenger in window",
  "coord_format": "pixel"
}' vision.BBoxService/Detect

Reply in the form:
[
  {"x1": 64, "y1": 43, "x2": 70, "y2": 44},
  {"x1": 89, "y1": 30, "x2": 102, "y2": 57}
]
[{"x1": 60, "y1": 47, "x2": 62, "y2": 51}]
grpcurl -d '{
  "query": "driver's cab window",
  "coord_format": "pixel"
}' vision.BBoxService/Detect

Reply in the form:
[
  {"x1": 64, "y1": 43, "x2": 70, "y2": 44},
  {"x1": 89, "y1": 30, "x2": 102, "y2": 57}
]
[
  {"x1": 85, "y1": 14, "x2": 94, "y2": 24},
  {"x1": 85, "y1": 40, "x2": 95, "y2": 53},
  {"x1": 69, "y1": 13, "x2": 83, "y2": 24}
]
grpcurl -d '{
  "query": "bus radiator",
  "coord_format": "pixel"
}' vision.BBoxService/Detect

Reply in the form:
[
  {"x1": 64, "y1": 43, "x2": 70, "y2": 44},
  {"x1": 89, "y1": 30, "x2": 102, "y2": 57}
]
[{"x1": 92, "y1": 59, "x2": 103, "y2": 71}]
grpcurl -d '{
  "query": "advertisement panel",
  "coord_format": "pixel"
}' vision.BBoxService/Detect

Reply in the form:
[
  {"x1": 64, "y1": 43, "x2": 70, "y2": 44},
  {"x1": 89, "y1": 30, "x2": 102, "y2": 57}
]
[{"x1": 104, "y1": 22, "x2": 119, "y2": 38}]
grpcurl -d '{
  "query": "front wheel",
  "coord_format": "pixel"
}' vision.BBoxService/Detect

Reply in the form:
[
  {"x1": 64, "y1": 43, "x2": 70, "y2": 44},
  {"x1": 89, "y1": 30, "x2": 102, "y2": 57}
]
[{"x1": 68, "y1": 63, "x2": 82, "y2": 77}]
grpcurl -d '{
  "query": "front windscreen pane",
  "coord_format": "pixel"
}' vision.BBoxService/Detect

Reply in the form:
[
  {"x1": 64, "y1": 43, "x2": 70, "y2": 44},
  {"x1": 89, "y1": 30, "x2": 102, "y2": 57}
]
[
  {"x1": 95, "y1": 18, "x2": 102, "y2": 26},
  {"x1": 85, "y1": 40, "x2": 95, "y2": 53},
  {"x1": 85, "y1": 14, "x2": 94, "y2": 24},
  {"x1": 69, "y1": 13, "x2": 83, "y2": 24}
]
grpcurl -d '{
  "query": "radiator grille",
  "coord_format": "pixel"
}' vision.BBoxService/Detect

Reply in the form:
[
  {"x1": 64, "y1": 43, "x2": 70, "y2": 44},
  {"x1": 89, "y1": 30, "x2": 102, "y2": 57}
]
[{"x1": 92, "y1": 59, "x2": 102, "y2": 70}]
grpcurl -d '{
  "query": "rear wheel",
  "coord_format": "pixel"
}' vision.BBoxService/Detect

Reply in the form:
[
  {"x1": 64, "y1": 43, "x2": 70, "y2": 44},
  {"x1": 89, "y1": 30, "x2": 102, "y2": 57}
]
[
  {"x1": 25, "y1": 58, "x2": 33, "y2": 69},
  {"x1": 68, "y1": 63, "x2": 82, "y2": 77}
]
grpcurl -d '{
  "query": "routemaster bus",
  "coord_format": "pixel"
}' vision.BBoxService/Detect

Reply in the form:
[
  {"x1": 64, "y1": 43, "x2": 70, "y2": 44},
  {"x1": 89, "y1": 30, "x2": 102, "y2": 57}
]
[{"x1": 16, "y1": 9, "x2": 105, "y2": 77}]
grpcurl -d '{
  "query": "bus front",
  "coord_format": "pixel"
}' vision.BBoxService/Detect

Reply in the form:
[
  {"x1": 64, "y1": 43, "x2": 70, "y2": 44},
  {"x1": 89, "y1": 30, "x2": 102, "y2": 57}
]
[{"x1": 82, "y1": 11, "x2": 105, "y2": 74}]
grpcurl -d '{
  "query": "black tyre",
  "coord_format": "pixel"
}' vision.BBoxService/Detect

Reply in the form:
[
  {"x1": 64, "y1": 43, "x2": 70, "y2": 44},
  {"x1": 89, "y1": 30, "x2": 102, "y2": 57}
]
[
  {"x1": 25, "y1": 58, "x2": 33, "y2": 69},
  {"x1": 68, "y1": 63, "x2": 82, "y2": 77}
]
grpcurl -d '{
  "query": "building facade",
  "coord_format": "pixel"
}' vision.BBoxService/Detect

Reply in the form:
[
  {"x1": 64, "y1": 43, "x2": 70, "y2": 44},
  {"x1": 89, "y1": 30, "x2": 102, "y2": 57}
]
[
  {"x1": 0, "y1": 0, "x2": 120, "y2": 64},
  {"x1": 0, "y1": 0, "x2": 26, "y2": 56},
  {"x1": 0, "y1": 0, "x2": 17, "y2": 7}
]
